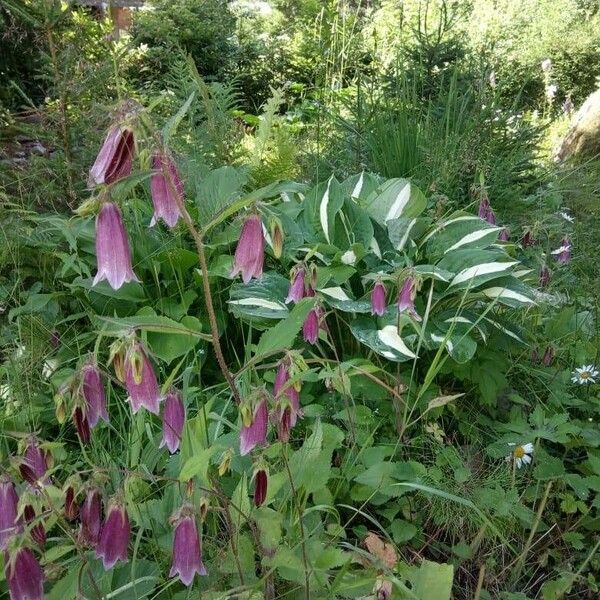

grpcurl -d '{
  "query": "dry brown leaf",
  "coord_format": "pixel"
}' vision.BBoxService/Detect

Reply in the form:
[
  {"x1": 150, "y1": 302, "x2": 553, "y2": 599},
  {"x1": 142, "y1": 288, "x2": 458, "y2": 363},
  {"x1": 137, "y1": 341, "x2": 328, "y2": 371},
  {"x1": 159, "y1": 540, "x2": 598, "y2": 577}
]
[{"x1": 363, "y1": 532, "x2": 397, "y2": 569}]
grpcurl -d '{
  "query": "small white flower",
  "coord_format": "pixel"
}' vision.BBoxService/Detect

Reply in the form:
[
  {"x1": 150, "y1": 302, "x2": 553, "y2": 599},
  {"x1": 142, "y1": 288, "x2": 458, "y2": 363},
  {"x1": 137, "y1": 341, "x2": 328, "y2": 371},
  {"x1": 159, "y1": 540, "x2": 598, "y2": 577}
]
[
  {"x1": 341, "y1": 250, "x2": 357, "y2": 265},
  {"x1": 559, "y1": 211, "x2": 574, "y2": 223},
  {"x1": 541, "y1": 58, "x2": 552, "y2": 73},
  {"x1": 546, "y1": 84, "x2": 558, "y2": 101},
  {"x1": 571, "y1": 365, "x2": 599, "y2": 385},
  {"x1": 508, "y1": 442, "x2": 534, "y2": 469}
]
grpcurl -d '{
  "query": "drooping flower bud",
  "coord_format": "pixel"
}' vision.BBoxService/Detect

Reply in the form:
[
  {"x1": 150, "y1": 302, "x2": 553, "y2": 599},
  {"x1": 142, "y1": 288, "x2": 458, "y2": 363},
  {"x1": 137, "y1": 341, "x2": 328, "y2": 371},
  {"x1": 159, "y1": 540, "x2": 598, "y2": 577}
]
[
  {"x1": 5, "y1": 547, "x2": 44, "y2": 600},
  {"x1": 478, "y1": 197, "x2": 497, "y2": 225},
  {"x1": 374, "y1": 577, "x2": 393, "y2": 600},
  {"x1": 542, "y1": 346, "x2": 555, "y2": 366},
  {"x1": 73, "y1": 407, "x2": 91, "y2": 444},
  {"x1": 539, "y1": 265, "x2": 550, "y2": 288},
  {"x1": 81, "y1": 363, "x2": 109, "y2": 428},
  {"x1": 270, "y1": 217, "x2": 284, "y2": 259},
  {"x1": 478, "y1": 197, "x2": 490, "y2": 220},
  {"x1": 24, "y1": 505, "x2": 45, "y2": 547},
  {"x1": 124, "y1": 341, "x2": 162, "y2": 415},
  {"x1": 239, "y1": 394, "x2": 268, "y2": 456},
  {"x1": 0, "y1": 478, "x2": 20, "y2": 550},
  {"x1": 160, "y1": 390, "x2": 185, "y2": 454},
  {"x1": 79, "y1": 488, "x2": 102, "y2": 546},
  {"x1": 150, "y1": 151, "x2": 184, "y2": 228},
  {"x1": 498, "y1": 228, "x2": 509, "y2": 242},
  {"x1": 89, "y1": 126, "x2": 135, "y2": 187},
  {"x1": 96, "y1": 499, "x2": 130, "y2": 570},
  {"x1": 371, "y1": 280, "x2": 386, "y2": 316},
  {"x1": 552, "y1": 237, "x2": 572, "y2": 265},
  {"x1": 521, "y1": 230, "x2": 535, "y2": 247},
  {"x1": 19, "y1": 442, "x2": 50, "y2": 487},
  {"x1": 397, "y1": 276, "x2": 421, "y2": 321},
  {"x1": 64, "y1": 485, "x2": 79, "y2": 522},
  {"x1": 253, "y1": 467, "x2": 268, "y2": 508},
  {"x1": 169, "y1": 506, "x2": 207, "y2": 586},
  {"x1": 231, "y1": 214, "x2": 265, "y2": 283},
  {"x1": 531, "y1": 348, "x2": 541, "y2": 364},
  {"x1": 286, "y1": 266, "x2": 305, "y2": 304},
  {"x1": 218, "y1": 449, "x2": 233, "y2": 477},
  {"x1": 53, "y1": 388, "x2": 67, "y2": 425},
  {"x1": 302, "y1": 308, "x2": 320, "y2": 344},
  {"x1": 93, "y1": 202, "x2": 139, "y2": 290}
]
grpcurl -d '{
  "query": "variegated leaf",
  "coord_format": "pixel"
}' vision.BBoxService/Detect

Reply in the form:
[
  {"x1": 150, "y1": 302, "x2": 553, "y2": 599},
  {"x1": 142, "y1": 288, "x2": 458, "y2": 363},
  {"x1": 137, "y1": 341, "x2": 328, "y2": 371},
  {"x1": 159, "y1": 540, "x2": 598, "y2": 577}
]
[{"x1": 350, "y1": 318, "x2": 417, "y2": 362}]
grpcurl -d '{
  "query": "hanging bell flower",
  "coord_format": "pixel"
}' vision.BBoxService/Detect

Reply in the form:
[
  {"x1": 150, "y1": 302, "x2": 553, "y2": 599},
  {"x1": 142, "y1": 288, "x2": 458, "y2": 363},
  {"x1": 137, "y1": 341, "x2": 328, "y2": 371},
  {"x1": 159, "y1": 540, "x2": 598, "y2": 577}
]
[
  {"x1": 5, "y1": 547, "x2": 44, "y2": 600},
  {"x1": 371, "y1": 280, "x2": 386, "y2": 316},
  {"x1": 19, "y1": 441, "x2": 50, "y2": 487},
  {"x1": 79, "y1": 488, "x2": 102, "y2": 547},
  {"x1": 273, "y1": 360, "x2": 302, "y2": 441},
  {"x1": 23, "y1": 505, "x2": 45, "y2": 547},
  {"x1": 89, "y1": 125, "x2": 135, "y2": 187},
  {"x1": 542, "y1": 346, "x2": 555, "y2": 366},
  {"x1": 286, "y1": 266, "x2": 305, "y2": 304},
  {"x1": 239, "y1": 392, "x2": 269, "y2": 456},
  {"x1": 124, "y1": 341, "x2": 162, "y2": 415},
  {"x1": 150, "y1": 151, "x2": 185, "y2": 228},
  {"x1": 72, "y1": 406, "x2": 91, "y2": 444},
  {"x1": 169, "y1": 505, "x2": 207, "y2": 586},
  {"x1": 498, "y1": 228, "x2": 509, "y2": 241},
  {"x1": 253, "y1": 465, "x2": 268, "y2": 508},
  {"x1": 231, "y1": 214, "x2": 265, "y2": 283},
  {"x1": 397, "y1": 276, "x2": 421, "y2": 321},
  {"x1": 160, "y1": 390, "x2": 185, "y2": 454},
  {"x1": 64, "y1": 484, "x2": 79, "y2": 522},
  {"x1": 302, "y1": 307, "x2": 321, "y2": 344},
  {"x1": 96, "y1": 497, "x2": 130, "y2": 570},
  {"x1": 552, "y1": 237, "x2": 572, "y2": 265},
  {"x1": 93, "y1": 202, "x2": 139, "y2": 290},
  {"x1": 0, "y1": 477, "x2": 20, "y2": 550},
  {"x1": 81, "y1": 363, "x2": 109, "y2": 428}
]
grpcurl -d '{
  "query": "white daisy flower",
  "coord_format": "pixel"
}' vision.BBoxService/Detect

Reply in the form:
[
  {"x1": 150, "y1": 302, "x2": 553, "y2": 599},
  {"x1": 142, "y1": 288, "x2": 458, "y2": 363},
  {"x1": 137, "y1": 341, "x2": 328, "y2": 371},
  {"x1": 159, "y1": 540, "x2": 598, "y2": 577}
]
[
  {"x1": 508, "y1": 442, "x2": 534, "y2": 469},
  {"x1": 571, "y1": 365, "x2": 599, "y2": 385},
  {"x1": 559, "y1": 211, "x2": 574, "y2": 223}
]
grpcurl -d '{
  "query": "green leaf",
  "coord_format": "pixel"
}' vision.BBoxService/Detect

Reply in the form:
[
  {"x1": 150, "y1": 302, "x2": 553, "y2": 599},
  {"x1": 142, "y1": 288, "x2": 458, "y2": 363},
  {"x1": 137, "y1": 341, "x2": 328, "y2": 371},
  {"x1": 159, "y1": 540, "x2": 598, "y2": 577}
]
[
  {"x1": 162, "y1": 91, "x2": 196, "y2": 142},
  {"x1": 407, "y1": 559, "x2": 454, "y2": 600},
  {"x1": 303, "y1": 175, "x2": 345, "y2": 244},
  {"x1": 179, "y1": 446, "x2": 219, "y2": 483},
  {"x1": 390, "y1": 520, "x2": 417, "y2": 544},
  {"x1": 195, "y1": 165, "x2": 248, "y2": 225},
  {"x1": 256, "y1": 297, "x2": 315, "y2": 356}
]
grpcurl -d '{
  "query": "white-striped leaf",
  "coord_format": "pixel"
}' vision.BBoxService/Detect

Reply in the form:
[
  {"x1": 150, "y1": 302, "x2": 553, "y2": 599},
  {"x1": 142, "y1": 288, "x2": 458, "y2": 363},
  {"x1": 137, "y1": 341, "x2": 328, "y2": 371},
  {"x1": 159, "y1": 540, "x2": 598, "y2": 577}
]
[
  {"x1": 303, "y1": 175, "x2": 345, "y2": 245},
  {"x1": 413, "y1": 265, "x2": 454, "y2": 282},
  {"x1": 479, "y1": 277, "x2": 536, "y2": 307},
  {"x1": 426, "y1": 212, "x2": 501, "y2": 258},
  {"x1": 429, "y1": 324, "x2": 478, "y2": 364},
  {"x1": 228, "y1": 272, "x2": 290, "y2": 320},
  {"x1": 319, "y1": 286, "x2": 372, "y2": 314},
  {"x1": 437, "y1": 249, "x2": 518, "y2": 290},
  {"x1": 343, "y1": 172, "x2": 382, "y2": 201},
  {"x1": 362, "y1": 178, "x2": 426, "y2": 225},
  {"x1": 350, "y1": 318, "x2": 417, "y2": 362}
]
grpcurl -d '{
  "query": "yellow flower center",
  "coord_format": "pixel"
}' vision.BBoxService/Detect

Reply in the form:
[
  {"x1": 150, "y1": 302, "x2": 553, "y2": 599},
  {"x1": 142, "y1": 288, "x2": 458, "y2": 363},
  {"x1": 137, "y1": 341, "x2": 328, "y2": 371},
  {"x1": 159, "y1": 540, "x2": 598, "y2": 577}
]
[
  {"x1": 580, "y1": 372, "x2": 590, "y2": 379},
  {"x1": 514, "y1": 446, "x2": 525, "y2": 458}
]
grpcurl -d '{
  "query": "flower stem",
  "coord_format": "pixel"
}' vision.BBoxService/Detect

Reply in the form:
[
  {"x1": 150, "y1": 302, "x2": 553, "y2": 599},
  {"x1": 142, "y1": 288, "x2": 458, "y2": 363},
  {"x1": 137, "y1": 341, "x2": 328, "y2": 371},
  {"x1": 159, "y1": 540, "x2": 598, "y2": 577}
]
[
  {"x1": 162, "y1": 159, "x2": 241, "y2": 404},
  {"x1": 511, "y1": 480, "x2": 553, "y2": 583}
]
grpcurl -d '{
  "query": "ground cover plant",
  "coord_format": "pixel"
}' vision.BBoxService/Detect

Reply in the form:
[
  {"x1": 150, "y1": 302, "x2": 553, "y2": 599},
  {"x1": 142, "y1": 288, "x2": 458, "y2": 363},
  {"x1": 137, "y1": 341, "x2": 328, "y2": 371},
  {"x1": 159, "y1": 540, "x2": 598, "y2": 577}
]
[{"x1": 1, "y1": 1, "x2": 599, "y2": 599}]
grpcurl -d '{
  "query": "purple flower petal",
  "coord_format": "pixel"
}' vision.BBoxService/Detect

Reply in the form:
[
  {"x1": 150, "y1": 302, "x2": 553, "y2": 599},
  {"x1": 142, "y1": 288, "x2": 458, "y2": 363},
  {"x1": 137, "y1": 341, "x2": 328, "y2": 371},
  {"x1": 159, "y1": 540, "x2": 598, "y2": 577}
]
[{"x1": 93, "y1": 202, "x2": 139, "y2": 290}]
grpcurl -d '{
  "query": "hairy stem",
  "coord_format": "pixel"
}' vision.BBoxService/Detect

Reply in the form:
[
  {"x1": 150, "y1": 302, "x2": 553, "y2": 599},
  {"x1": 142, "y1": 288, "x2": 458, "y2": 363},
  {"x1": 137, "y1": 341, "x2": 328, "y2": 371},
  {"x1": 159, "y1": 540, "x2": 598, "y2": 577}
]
[{"x1": 161, "y1": 157, "x2": 241, "y2": 404}]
